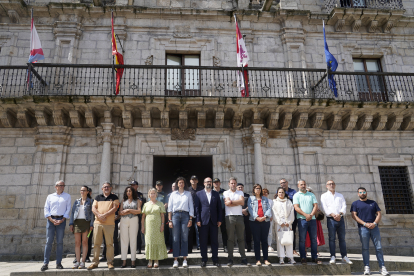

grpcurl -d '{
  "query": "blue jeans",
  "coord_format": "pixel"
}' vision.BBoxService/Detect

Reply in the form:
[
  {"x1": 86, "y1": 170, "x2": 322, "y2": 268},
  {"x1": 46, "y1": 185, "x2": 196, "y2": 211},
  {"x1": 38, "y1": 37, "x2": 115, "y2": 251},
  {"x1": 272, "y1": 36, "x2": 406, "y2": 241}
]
[
  {"x1": 249, "y1": 220, "x2": 270, "y2": 261},
  {"x1": 327, "y1": 217, "x2": 347, "y2": 258},
  {"x1": 298, "y1": 219, "x2": 317, "y2": 260},
  {"x1": 172, "y1": 212, "x2": 190, "y2": 258},
  {"x1": 44, "y1": 219, "x2": 66, "y2": 264},
  {"x1": 358, "y1": 226, "x2": 384, "y2": 267}
]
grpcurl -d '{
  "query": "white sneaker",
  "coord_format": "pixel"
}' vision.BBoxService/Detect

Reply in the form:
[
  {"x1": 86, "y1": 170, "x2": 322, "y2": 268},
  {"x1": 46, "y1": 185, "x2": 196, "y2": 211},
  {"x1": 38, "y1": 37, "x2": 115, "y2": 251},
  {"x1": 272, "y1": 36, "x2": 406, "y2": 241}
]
[
  {"x1": 329, "y1": 256, "x2": 336, "y2": 264},
  {"x1": 380, "y1": 266, "x2": 389, "y2": 276},
  {"x1": 182, "y1": 260, "x2": 188, "y2": 268},
  {"x1": 342, "y1": 256, "x2": 353, "y2": 264},
  {"x1": 78, "y1": 262, "x2": 85, "y2": 269},
  {"x1": 72, "y1": 262, "x2": 79, "y2": 269},
  {"x1": 288, "y1": 258, "x2": 296, "y2": 264},
  {"x1": 173, "y1": 260, "x2": 179, "y2": 268},
  {"x1": 268, "y1": 246, "x2": 274, "y2": 252},
  {"x1": 364, "y1": 266, "x2": 371, "y2": 275}
]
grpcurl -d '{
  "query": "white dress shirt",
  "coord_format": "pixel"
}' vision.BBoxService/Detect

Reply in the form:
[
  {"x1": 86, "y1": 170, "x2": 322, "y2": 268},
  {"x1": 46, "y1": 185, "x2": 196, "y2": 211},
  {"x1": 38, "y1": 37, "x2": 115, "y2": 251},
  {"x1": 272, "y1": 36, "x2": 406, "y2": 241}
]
[
  {"x1": 223, "y1": 190, "x2": 244, "y2": 216},
  {"x1": 205, "y1": 189, "x2": 211, "y2": 204},
  {"x1": 167, "y1": 190, "x2": 194, "y2": 217},
  {"x1": 320, "y1": 190, "x2": 347, "y2": 217},
  {"x1": 44, "y1": 192, "x2": 72, "y2": 219}
]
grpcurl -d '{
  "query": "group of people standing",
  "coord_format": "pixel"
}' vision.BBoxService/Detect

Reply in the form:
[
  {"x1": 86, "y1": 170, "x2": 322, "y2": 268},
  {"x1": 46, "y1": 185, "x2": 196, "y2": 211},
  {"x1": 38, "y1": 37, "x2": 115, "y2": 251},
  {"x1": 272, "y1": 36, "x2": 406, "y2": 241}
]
[{"x1": 41, "y1": 177, "x2": 390, "y2": 275}]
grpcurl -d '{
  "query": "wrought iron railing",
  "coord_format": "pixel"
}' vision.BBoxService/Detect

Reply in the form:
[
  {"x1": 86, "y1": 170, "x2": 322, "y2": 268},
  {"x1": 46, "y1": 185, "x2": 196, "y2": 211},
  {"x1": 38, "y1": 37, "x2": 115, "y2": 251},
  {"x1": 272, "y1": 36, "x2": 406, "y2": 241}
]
[
  {"x1": 0, "y1": 64, "x2": 413, "y2": 103},
  {"x1": 325, "y1": 0, "x2": 404, "y2": 13}
]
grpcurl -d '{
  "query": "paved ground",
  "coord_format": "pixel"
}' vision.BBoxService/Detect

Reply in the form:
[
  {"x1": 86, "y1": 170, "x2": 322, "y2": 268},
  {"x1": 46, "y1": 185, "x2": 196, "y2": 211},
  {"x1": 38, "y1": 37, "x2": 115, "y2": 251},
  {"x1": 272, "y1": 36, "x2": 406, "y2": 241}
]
[{"x1": 1, "y1": 251, "x2": 413, "y2": 276}]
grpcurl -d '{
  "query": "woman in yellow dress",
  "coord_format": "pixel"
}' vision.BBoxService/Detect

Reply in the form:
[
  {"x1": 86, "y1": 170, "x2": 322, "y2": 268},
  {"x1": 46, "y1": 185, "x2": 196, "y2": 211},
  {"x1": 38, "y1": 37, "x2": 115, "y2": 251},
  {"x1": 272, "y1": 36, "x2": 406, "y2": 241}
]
[{"x1": 141, "y1": 188, "x2": 168, "y2": 268}]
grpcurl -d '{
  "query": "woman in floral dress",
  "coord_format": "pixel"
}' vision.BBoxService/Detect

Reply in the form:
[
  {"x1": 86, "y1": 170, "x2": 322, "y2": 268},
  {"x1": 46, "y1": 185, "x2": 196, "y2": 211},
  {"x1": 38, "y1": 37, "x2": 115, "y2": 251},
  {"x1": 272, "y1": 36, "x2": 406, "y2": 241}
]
[{"x1": 142, "y1": 188, "x2": 168, "y2": 268}]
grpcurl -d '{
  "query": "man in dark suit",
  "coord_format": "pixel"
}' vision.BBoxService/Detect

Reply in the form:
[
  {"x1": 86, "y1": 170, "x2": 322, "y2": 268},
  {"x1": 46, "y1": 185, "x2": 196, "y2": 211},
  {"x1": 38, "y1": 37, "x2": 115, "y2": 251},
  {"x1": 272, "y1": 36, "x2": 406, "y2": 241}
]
[{"x1": 195, "y1": 177, "x2": 222, "y2": 267}]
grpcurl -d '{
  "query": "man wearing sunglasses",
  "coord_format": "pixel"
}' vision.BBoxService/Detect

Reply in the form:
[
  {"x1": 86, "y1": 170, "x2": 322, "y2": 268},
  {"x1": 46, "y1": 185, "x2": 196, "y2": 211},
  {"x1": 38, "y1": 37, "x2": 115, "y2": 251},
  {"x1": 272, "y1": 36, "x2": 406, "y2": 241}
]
[{"x1": 350, "y1": 187, "x2": 389, "y2": 276}]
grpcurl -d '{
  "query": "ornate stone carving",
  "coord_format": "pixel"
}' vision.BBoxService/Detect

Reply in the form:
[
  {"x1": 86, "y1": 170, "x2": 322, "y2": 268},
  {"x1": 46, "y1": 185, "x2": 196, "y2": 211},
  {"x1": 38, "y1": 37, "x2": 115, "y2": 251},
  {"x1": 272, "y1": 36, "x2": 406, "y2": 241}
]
[
  {"x1": 179, "y1": 111, "x2": 188, "y2": 130},
  {"x1": 7, "y1": 10, "x2": 20, "y2": 24},
  {"x1": 0, "y1": 110, "x2": 16, "y2": 128},
  {"x1": 310, "y1": 112, "x2": 324, "y2": 129},
  {"x1": 173, "y1": 25, "x2": 192, "y2": 38},
  {"x1": 69, "y1": 110, "x2": 83, "y2": 128},
  {"x1": 17, "y1": 109, "x2": 32, "y2": 128},
  {"x1": 171, "y1": 128, "x2": 196, "y2": 140},
  {"x1": 53, "y1": 109, "x2": 67, "y2": 126},
  {"x1": 233, "y1": 112, "x2": 243, "y2": 129},
  {"x1": 401, "y1": 115, "x2": 414, "y2": 131},
  {"x1": 161, "y1": 111, "x2": 169, "y2": 128},
  {"x1": 267, "y1": 112, "x2": 279, "y2": 130},
  {"x1": 383, "y1": 21, "x2": 394, "y2": 33},
  {"x1": 213, "y1": 56, "x2": 221, "y2": 67},
  {"x1": 343, "y1": 114, "x2": 358, "y2": 130},
  {"x1": 197, "y1": 111, "x2": 206, "y2": 128},
  {"x1": 141, "y1": 110, "x2": 151, "y2": 128},
  {"x1": 279, "y1": 112, "x2": 292, "y2": 130},
  {"x1": 357, "y1": 114, "x2": 373, "y2": 130},
  {"x1": 84, "y1": 110, "x2": 96, "y2": 128},
  {"x1": 35, "y1": 108, "x2": 51, "y2": 126},
  {"x1": 335, "y1": 19, "x2": 345, "y2": 32},
  {"x1": 101, "y1": 131, "x2": 113, "y2": 143},
  {"x1": 386, "y1": 115, "x2": 403, "y2": 130},
  {"x1": 328, "y1": 114, "x2": 342, "y2": 130},
  {"x1": 145, "y1": 55, "x2": 153, "y2": 65},
  {"x1": 251, "y1": 132, "x2": 262, "y2": 144},
  {"x1": 122, "y1": 110, "x2": 133, "y2": 129},
  {"x1": 295, "y1": 112, "x2": 308, "y2": 128},
  {"x1": 368, "y1": 20, "x2": 378, "y2": 33},
  {"x1": 352, "y1": 19, "x2": 361, "y2": 32},
  {"x1": 372, "y1": 115, "x2": 388, "y2": 131},
  {"x1": 215, "y1": 111, "x2": 224, "y2": 128}
]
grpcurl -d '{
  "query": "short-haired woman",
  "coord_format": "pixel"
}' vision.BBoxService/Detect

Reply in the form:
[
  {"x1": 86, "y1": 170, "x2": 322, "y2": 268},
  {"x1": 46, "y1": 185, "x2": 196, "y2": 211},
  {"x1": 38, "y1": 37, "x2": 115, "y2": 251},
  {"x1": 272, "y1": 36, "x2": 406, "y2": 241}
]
[
  {"x1": 70, "y1": 186, "x2": 94, "y2": 269},
  {"x1": 168, "y1": 177, "x2": 194, "y2": 268},
  {"x1": 119, "y1": 186, "x2": 142, "y2": 268},
  {"x1": 272, "y1": 187, "x2": 295, "y2": 264},
  {"x1": 248, "y1": 184, "x2": 272, "y2": 266},
  {"x1": 142, "y1": 188, "x2": 168, "y2": 268}
]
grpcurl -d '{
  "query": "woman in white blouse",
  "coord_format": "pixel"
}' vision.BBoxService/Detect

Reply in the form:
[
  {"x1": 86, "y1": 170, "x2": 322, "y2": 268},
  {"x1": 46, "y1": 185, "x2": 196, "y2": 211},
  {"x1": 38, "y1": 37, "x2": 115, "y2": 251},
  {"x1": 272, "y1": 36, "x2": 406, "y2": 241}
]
[{"x1": 272, "y1": 187, "x2": 295, "y2": 264}]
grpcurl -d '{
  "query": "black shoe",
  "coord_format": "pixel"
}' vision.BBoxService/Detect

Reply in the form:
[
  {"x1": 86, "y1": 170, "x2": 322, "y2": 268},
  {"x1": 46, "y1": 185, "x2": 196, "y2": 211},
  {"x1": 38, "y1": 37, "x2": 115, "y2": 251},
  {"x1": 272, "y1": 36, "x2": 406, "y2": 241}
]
[
  {"x1": 201, "y1": 261, "x2": 207, "y2": 267},
  {"x1": 197, "y1": 247, "x2": 200, "y2": 250},
  {"x1": 227, "y1": 259, "x2": 233, "y2": 267},
  {"x1": 247, "y1": 245, "x2": 252, "y2": 252},
  {"x1": 99, "y1": 257, "x2": 107, "y2": 262},
  {"x1": 40, "y1": 264, "x2": 48, "y2": 272},
  {"x1": 56, "y1": 264, "x2": 64, "y2": 269},
  {"x1": 73, "y1": 258, "x2": 77, "y2": 264},
  {"x1": 223, "y1": 246, "x2": 228, "y2": 253},
  {"x1": 131, "y1": 264, "x2": 136, "y2": 268},
  {"x1": 85, "y1": 258, "x2": 91, "y2": 263},
  {"x1": 301, "y1": 258, "x2": 307, "y2": 265},
  {"x1": 213, "y1": 262, "x2": 221, "y2": 267},
  {"x1": 241, "y1": 259, "x2": 251, "y2": 266},
  {"x1": 138, "y1": 250, "x2": 142, "y2": 254},
  {"x1": 121, "y1": 264, "x2": 127, "y2": 268}
]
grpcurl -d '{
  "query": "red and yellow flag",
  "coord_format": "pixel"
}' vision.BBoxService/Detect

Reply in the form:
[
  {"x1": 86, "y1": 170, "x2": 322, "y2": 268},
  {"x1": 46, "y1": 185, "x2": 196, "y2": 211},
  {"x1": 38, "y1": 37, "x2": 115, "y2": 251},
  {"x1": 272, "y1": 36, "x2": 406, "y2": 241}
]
[{"x1": 111, "y1": 12, "x2": 124, "y2": 95}]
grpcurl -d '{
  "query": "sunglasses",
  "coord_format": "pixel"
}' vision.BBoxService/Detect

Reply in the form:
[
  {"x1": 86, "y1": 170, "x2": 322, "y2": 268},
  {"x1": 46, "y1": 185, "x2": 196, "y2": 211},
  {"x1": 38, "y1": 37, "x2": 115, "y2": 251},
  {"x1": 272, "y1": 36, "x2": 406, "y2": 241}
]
[{"x1": 359, "y1": 191, "x2": 367, "y2": 194}]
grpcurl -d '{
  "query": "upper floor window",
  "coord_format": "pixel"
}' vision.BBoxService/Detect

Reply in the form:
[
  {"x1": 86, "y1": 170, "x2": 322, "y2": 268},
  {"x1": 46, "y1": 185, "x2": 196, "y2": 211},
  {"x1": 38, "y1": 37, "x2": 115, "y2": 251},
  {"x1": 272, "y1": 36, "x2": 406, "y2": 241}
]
[
  {"x1": 166, "y1": 54, "x2": 200, "y2": 96},
  {"x1": 353, "y1": 58, "x2": 388, "y2": 102},
  {"x1": 379, "y1": 166, "x2": 414, "y2": 214}
]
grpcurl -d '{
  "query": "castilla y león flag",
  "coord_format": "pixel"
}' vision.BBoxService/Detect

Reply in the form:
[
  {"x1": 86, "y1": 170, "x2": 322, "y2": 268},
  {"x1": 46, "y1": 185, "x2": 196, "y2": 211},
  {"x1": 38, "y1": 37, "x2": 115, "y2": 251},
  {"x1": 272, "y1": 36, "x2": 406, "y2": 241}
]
[
  {"x1": 235, "y1": 15, "x2": 249, "y2": 98},
  {"x1": 111, "y1": 12, "x2": 124, "y2": 95}
]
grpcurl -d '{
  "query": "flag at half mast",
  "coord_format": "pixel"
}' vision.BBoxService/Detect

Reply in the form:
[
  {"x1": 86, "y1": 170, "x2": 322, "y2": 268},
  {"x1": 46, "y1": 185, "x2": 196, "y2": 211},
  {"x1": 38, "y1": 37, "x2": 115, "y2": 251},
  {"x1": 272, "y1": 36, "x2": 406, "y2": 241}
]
[
  {"x1": 235, "y1": 15, "x2": 249, "y2": 98},
  {"x1": 28, "y1": 10, "x2": 44, "y2": 63},
  {"x1": 323, "y1": 20, "x2": 338, "y2": 97},
  {"x1": 111, "y1": 11, "x2": 124, "y2": 95}
]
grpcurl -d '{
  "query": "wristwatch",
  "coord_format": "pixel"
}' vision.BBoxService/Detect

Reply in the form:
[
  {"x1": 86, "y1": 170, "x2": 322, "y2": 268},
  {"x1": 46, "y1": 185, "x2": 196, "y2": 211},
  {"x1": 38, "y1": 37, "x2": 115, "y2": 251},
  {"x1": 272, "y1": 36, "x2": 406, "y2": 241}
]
[{"x1": 339, "y1": 212, "x2": 343, "y2": 217}]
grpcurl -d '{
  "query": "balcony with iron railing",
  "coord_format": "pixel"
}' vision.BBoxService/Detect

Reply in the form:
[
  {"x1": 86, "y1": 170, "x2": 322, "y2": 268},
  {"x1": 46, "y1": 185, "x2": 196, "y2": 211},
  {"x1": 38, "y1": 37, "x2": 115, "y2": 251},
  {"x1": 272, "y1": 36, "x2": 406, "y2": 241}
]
[
  {"x1": 325, "y1": 0, "x2": 404, "y2": 13},
  {"x1": 0, "y1": 64, "x2": 413, "y2": 103}
]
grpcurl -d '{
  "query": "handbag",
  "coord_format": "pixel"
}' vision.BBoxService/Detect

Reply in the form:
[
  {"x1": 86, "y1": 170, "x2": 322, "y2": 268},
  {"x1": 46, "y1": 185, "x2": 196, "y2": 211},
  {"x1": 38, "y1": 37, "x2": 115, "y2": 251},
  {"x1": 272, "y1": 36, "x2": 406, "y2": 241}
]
[
  {"x1": 277, "y1": 227, "x2": 294, "y2": 246},
  {"x1": 316, "y1": 209, "x2": 325, "y2": 221}
]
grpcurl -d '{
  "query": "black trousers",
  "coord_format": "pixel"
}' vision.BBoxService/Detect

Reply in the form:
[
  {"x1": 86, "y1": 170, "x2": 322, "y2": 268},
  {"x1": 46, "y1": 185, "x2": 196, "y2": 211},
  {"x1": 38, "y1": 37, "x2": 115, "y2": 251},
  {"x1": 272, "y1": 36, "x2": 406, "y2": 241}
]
[
  {"x1": 188, "y1": 217, "x2": 198, "y2": 253},
  {"x1": 102, "y1": 221, "x2": 119, "y2": 256},
  {"x1": 243, "y1": 214, "x2": 252, "y2": 246},
  {"x1": 137, "y1": 214, "x2": 142, "y2": 252},
  {"x1": 199, "y1": 220, "x2": 219, "y2": 262},
  {"x1": 220, "y1": 211, "x2": 227, "y2": 247},
  {"x1": 292, "y1": 217, "x2": 298, "y2": 251}
]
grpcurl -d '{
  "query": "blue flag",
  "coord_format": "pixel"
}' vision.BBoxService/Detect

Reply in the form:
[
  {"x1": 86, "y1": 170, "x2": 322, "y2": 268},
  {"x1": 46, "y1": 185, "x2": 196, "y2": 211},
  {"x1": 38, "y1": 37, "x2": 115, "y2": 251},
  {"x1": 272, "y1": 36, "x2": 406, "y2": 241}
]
[{"x1": 323, "y1": 20, "x2": 338, "y2": 97}]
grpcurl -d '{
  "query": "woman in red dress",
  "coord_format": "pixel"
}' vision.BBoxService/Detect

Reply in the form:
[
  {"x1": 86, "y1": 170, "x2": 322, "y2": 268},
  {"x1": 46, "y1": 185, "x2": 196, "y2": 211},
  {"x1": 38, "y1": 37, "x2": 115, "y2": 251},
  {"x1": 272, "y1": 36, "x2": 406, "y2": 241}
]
[{"x1": 305, "y1": 187, "x2": 325, "y2": 253}]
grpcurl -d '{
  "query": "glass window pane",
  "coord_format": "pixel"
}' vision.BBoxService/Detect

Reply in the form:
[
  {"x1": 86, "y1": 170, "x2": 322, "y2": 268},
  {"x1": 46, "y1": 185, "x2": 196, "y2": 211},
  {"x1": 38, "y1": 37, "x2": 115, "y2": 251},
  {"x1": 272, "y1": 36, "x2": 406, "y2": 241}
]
[
  {"x1": 184, "y1": 55, "x2": 199, "y2": 90},
  {"x1": 353, "y1": 59, "x2": 365, "y2": 72},
  {"x1": 167, "y1": 55, "x2": 181, "y2": 91},
  {"x1": 366, "y1": 60, "x2": 380, "y2": 72}
]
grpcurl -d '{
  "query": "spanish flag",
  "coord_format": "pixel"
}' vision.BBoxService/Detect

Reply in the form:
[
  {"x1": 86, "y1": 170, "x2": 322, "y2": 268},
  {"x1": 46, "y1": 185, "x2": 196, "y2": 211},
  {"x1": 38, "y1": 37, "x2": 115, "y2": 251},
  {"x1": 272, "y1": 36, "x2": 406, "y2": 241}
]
[{"x1": 111, "y1": 12, "x2": 124, "y2": 95}]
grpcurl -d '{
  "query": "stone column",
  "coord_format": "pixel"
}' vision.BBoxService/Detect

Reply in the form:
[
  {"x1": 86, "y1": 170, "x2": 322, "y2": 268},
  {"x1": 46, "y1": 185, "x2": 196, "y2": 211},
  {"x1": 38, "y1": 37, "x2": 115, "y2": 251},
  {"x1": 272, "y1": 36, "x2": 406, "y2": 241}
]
[
  {"x1": 100, "y1": 122, "x2": 113, "y2": 185},
  {"x1": 250, "y1": 124, "x2": 265, "y2": 185}
]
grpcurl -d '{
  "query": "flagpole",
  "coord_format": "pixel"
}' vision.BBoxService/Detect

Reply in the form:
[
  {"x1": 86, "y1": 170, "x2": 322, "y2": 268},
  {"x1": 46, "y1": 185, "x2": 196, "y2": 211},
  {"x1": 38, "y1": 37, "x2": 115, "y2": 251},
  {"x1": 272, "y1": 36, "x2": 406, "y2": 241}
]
[
  {"x1": 28, "y1": 8, "x2": 34, "y2": 95},
  {"x1": 111, "y1": 10, "x2": 116, "y2": 95}
]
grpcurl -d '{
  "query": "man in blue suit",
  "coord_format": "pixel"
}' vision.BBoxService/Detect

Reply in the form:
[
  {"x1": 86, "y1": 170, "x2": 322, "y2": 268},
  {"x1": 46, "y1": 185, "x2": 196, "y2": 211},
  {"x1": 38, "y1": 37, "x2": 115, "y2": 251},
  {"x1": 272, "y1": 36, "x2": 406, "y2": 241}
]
[{"x1": 195, "y1": 177, "x2": 223, "y2": 267}]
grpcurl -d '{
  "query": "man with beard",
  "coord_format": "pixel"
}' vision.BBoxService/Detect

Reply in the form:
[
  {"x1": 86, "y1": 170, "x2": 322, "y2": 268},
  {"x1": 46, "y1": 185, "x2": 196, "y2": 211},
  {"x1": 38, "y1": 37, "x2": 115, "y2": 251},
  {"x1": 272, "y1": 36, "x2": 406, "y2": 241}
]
[
  {"x1": 351, "y1": 187, "x2": 389, "y2": 276},
  {"x1": 195, "y1": 177, "x2": 222, "y2": 267},
  {"x1": 213, "y1": 178, "x2": 228, "y2": 252}
]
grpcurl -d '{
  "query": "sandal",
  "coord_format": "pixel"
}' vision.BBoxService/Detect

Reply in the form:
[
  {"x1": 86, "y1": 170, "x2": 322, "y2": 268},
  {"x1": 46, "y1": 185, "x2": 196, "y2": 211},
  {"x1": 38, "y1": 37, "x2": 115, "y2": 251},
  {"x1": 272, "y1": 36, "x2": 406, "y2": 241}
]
[
  {"x1": 264, "y1": 260, "x2": 272, "y2": 266},
  {"x1": 256, "y1": 261, "x2": 262, "y2": 266},
  {"x1": 154, "y1": 261, "x2": 159, "y2": 268},
  {"x1": 147, "y1": 260, "x2": 153, "y2": 268}
]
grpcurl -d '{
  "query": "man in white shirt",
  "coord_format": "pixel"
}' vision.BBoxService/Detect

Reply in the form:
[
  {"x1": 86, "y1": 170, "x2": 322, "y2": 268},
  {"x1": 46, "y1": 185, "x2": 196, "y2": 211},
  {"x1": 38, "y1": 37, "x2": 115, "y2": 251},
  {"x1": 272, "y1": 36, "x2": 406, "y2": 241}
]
[
  {"x1": 223, "y1": 177, "x2": 251, "y2": 267},
  {"x1": 320, "y1": 180, "x2": 352, "y2": 265},
  {"x1": 41, "y1": 180, "x2": 71, "y2": 272}
]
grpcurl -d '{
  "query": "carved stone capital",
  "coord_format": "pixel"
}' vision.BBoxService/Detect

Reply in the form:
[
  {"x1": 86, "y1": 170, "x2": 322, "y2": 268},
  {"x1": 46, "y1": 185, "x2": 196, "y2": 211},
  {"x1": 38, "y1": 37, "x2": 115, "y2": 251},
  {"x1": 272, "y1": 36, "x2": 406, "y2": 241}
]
[
  {"x1": 85, "y1": 110, "x2": 96, "y2": 128},
  {"x1": 122, "y1": 110, "x2": 133, "y2": 129},
  {"x1": 343, "y1": 114, "x2": 358, "y2": 130},
  {"x1": 232, "y1": 112, "x2": 243, "y2": 129},
  {"x1": 328, "y1": 114, "x2": 342, "y2": 130},
  {"x1": 352, "y1": 19, "x2": 361, "y2": 32},
  {"x1": 215, "y1": 111, "x2": 224, "y2": 128},
  {"x1": 372, "y1": 115, "x2": 388, "y2": 131},
  {"x1": 401, "y1": 115, "x2": 414, "y2": 131},
  {"x1": 294, "y1": 112, "x2": 309, "y2": 128},
  {"x1": 101, "y1": 122, "x2": 114, "y2": 133},
  {"x1": 335, "y1": 19, "x2": 345, "y2": 32},
  {"x1": 386, "y1": 115, "x2": 403, "y2": 131},
  {"x1": 161, "y1": 111, "x2": 169, "y2": 128},
  {"x1": 310, "y1": 112, "x2": 324, "y2": 129},
  {"x1": 69, "y1": 110, "x2": 84, "y2": 128},
  {"x1": 53, "y1": 109, "x2": 68, "y2": 126},
  {"x1": 179, "y1": 111, "x2": 188, "y2": 130},
  {"x1": 171, "y1": 128, "x2": 196, "y2": 140},
  {"x1": 251, "y1": 132, "x2": 262, "y2": 144},
  {"x1": 357, "y1": 114, "x2": 373, "y2": 130},
  {"x1": 141, "y1": 110, "x2": 151, "y2": 128},
  {"x1": 0, "y1": 110, "x2": 16, "y2": 128},
  {"x1": 101, "y1": 131, "x2": 112, "y2": 143},
  {"x1": 267, "y1": 112, "x2": 279, "y2": 130},
  {"x1": 279, "y1": 112, "x2": 292, "y2": 130}
]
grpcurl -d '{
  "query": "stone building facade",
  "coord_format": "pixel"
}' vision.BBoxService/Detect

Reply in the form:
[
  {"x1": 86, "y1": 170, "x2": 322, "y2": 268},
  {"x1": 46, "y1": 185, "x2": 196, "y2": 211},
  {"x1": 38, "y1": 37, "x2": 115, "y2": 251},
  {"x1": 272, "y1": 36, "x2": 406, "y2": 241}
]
[{"x1": 0, "y1": 0, "x2": 414, "y2": 259}]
